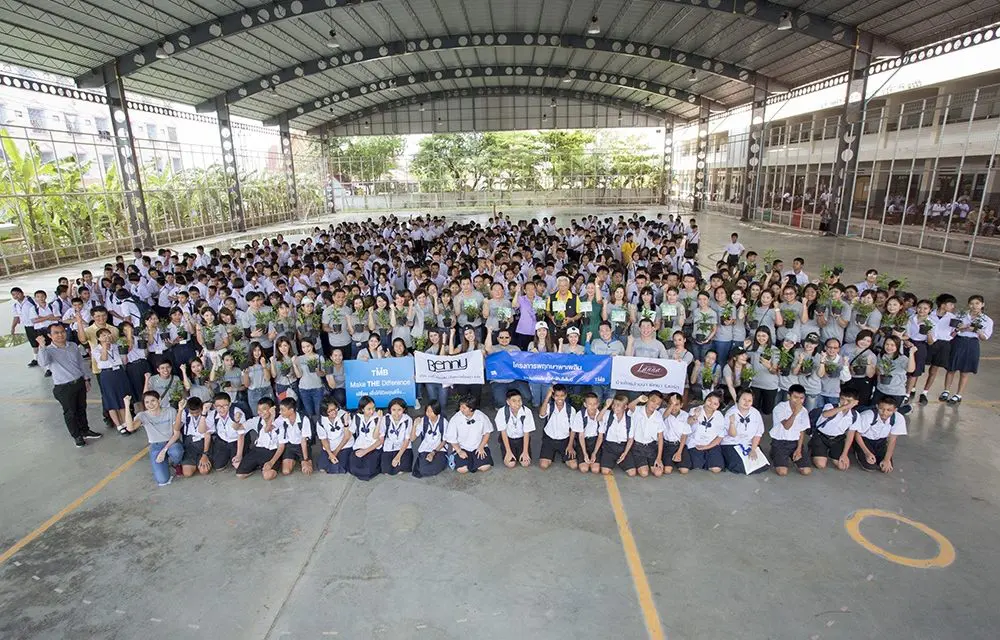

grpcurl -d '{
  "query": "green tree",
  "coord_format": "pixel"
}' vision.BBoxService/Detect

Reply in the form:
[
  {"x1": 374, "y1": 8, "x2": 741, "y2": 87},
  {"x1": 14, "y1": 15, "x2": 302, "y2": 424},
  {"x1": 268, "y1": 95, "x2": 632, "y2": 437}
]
[
  {"x1": 537, "y1": 131, "x2": 594, "y2": 189},
  {"x1": 411, "y1": 133, "x2": 481, "y2": 192},
  {"x1": 328, "y1": 135, "x2": 404, "y2": 193}
]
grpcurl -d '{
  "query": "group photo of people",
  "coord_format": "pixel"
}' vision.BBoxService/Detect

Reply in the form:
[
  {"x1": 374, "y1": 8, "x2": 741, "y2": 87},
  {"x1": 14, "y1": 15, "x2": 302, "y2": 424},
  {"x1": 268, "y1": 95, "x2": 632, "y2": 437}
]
[{"x1": 9, "y1": 212, "x2": 993, "y2": 486}]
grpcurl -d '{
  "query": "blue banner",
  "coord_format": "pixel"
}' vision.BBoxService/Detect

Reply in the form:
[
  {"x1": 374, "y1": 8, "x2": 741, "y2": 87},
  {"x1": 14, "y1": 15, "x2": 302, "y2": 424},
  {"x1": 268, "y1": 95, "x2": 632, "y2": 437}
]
[
  {"x1": 344, "y1": 356, "x2": 417, "y2": 409},
  {"x1": 486, "y1": 351, "x2": 612, "y2": 385}
]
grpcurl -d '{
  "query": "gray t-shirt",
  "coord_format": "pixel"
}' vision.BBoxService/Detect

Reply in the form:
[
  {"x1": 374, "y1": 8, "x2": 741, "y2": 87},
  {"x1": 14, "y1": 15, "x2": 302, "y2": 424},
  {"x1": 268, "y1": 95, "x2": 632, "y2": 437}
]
[
  {"x1": 590, "y1": 338, "x2": 625, "y2": 356},
  {"x1": 296, "y1": 355, "x2": 325, "y2": 389},
  {"x1": 633, "y1": 337, "x2": 669, "y2": 359},
  {"x1": 750, "y1": 347, "x2": 779, "y2": 391},
  {"x1": 137, "y1": 406, "x2": 177, "y2": 443},
  {"x1": 875, "y1": 354, "x2": 908, "y2": 396}
]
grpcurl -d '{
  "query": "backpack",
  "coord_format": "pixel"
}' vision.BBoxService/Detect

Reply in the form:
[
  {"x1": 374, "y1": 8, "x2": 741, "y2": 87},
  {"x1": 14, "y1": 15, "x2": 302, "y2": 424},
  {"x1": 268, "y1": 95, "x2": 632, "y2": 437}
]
[
  {"x1": 503, "y1": 406, "x2": 527, "y2": 431},
  {"x1": 603, "y1": 412, "x2": 632, "y2": 440},
  {"x1": 809, "y1": 406, "x2": 859, "y2": 435},
  {"x1": 132, "y1": 296, "x2": 153, "y2": 318}
]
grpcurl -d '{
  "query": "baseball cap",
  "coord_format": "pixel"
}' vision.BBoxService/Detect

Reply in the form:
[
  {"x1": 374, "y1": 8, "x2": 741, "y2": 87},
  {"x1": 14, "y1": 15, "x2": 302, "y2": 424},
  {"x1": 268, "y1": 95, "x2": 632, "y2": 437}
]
[
  {"x1": 783, "y1": 331, "x2": 799, "y2": 343},
  {"x1": 535, "y1": 321, "x2": 549, "y2": 332},
  {"x1": 566, "y1": 327, "x2": 580, "y2": 335},
  {"x1": 301, "y1": 297, "x2": 315, "y2": 306},
  {"x1": 804, "y1": 332, "x2": 821, "y2": 344}
]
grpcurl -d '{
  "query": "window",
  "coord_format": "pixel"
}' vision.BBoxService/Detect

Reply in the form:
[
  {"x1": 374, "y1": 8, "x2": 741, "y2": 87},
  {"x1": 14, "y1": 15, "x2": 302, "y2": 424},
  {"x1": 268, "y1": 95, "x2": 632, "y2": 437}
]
[
  {"x1": 0, "y1": 103, "x2": 7, "y2": 124},
  {"x1": 167, "y1": 126, "x2": 178, "y2": 142},
  {"x1": 171, "y1": 157, "x2": 183, "y2": 172},
  {"x1": 40, "y1": 149, "x2": 56, "y2": 164},
  {"x1": 100, "y1": 154, "x2": 115, "y2": 173},
  {"x1": 95, "y1": 116, "x2": 111, "y2": 141},
  {"x1": 65, "y1": 113, "x2": 80, "y2": 133},
  {"x1": 146, "y1": 123, "x2": 158, "y2": 139},
  {"x1": 28, "y1": 107, "x2": 47, "y2": 130}
]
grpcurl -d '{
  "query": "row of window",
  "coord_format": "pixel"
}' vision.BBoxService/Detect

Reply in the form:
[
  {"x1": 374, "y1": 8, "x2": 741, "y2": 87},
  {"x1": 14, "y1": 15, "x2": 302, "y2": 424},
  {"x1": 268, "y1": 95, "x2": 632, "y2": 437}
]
[{"x1": 0, "y1": 103, "x2": 178, "y2": 141}]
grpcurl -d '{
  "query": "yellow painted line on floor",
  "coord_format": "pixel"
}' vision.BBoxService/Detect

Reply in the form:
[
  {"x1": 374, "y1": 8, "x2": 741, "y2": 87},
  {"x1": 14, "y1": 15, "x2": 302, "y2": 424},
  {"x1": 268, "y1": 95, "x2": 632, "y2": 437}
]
[
  {"x1": 844, "y1": 508, "x2": 955, "y2": 569},
  {"x1": 0, "y1": 446, "x2": 149, "y2": 567},
  {"x1": 604, "y1": 474, "x2": 666, "y2": 640}
]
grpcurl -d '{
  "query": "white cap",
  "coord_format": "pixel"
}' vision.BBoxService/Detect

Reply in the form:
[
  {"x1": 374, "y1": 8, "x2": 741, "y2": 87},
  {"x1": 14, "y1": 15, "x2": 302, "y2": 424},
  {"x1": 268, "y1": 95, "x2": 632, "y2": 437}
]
[{"x1": 535, "y1": 321, "x2": 549, "y2": 332}]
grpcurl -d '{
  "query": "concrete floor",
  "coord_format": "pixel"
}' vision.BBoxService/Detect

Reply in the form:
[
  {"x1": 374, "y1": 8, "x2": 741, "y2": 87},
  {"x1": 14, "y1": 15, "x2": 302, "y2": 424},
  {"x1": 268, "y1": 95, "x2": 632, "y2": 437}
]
[{"x1": 1, "y1": 206, "x2": 998, "y2": 640}]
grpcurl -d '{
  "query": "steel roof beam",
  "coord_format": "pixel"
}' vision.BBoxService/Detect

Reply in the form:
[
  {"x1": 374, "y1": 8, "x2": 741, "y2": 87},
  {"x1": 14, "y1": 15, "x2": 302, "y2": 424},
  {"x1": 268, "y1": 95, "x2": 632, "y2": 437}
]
[
  {"x1": 74, "y1": 0, "x2": 379, "y2": 89},
  {"x1": 263, "y1": 64, "x2": 725, "y2": 126},
  {"x1": 674, "y1": 0, "x2": 903, "y2": 57},
  {"x1": 197, "y1": 32, "x2": 783, "y2": 112},
  {"x1": 304, "y1": 87, "x2": 680, "y2": 136}
]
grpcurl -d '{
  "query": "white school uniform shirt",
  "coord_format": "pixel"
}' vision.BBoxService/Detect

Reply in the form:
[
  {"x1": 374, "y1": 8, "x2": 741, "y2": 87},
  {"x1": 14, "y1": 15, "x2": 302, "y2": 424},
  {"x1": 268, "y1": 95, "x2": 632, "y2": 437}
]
[
  {"x1": 445, "y1": 409, "x2": 493, "y2": 451},
  {"x1": 381, "y1": 414, "x2": 413, "y2": 453},
  {"x1": 543, "y1": 402, "x2": 576, "y2": 440},
  {"x1": 816, "y1": 404, "x2": 858, "y2": 437},
  {"x1": 211, "y1": 407, "x2": 247, "y2": 443},
  {"x1": 275, "y1": 413, "x2": 311, "y2": 446},
  {"x1": 629, "y1": 406, "x2": 665, "y2": 445},
  {"x1": 570, "y1": 410, "x2": 603, "y2": 439},
  {"x1": 415, "y1": 415, "x2": 447, "y2": 454},
  {"x1": 317, "y1": 411, "x2": 354, "y2": 449},
  {"x1": 600, "y1": 411, "x2": 632, "y2": 444},
  {"x1": 351, "y1": 414, "x2": 382, "y2": 450},
  {"x1": 182, "y1": 409, "x2": 207, "y2": 443},
  {"x1": 661, "y1": 410, "x2": 693, "y2": 443},
  {"x1": 957, "y1": 312, "x2": 993, "y2": 340},
  {"x1": 494, "y1": 406, "x2": 537, "y2": 439},
  {"x1": 721, "y1": 406, "x2": 765, "y2": 446},
  {"x1": 249, "y1": 418, "x2": 282, "y2": 450},
  {"x1": 855, "y1": 410, "x2": 907, "y2": 440},
  {"x1": 769, "y1": 402, "x2": 811, "y2": 441},
  {"x1": 929, "y1": 310, "x2": 956, "y2": 342},
  {"x1": 685, "y1": 409, "x2": 726, "y2": 449},
  {"x1": 723, "y1": 242, "x2": 745, "y2": 256}
]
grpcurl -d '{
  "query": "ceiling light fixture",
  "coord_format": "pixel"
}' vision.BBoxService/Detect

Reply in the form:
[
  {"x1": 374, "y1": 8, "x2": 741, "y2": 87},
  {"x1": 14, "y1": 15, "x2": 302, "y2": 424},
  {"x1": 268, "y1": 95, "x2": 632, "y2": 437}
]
[
  {"x1": 587, "y1": 16, "x2": 601, "y2": 35},
  {"x1": 562, "y1": 74, "x2": 572, "y2": 83},
  {"x1": 363, "y1": 120, "x2": 370, "y2": 129},
  {"x1": 326, "y1": 29, "x2": 340, "y2": 48},
  {"x1": 687, "y1": 69, "x2": 697, "y2": 82},
  {"x1": 419, "y1": 102, "x2": 426, "y2": 112},
  {"x1": 155, "y1": 43, "x2": 169, "y2": 59},
  {"x1": 777, "y1": 11, "x2": 792, "y2": 31}
]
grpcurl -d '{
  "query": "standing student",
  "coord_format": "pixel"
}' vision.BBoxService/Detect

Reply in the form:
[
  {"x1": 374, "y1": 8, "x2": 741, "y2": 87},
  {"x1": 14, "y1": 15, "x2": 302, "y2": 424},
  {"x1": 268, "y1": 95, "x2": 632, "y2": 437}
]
[
  {"x1": 412, "y1": 401, "x2": 448, "y2": 478},
  {"x1": 570, "y1": 392, "x2": 604, "y2": 474},
  {"x1": 854, "y1": 396, "x2": 907, "y2": 473},
  {"x1": 349, "y1": 396, "x2": 384, "y2": 481},
  {"x1": 685, "y1": 393, "x2": 726, "y2": 473},
  {"x1": 380, "y1": 397, "x2": 415, "y2": 475},
  {"x1": 660, "y1": 393, "x2": 692, "y2": 474},
  {"x1": 809, "y1": 389, "x2": 859, "y2": 471},
  {"x1": 316, "y1": 398, "x2": 353, "y2": 474},
  {"x1": 720, "y1": 389, "x2": 767, "y2": 474},
  {"x1": 236, "y1": 398, "x2": 284, "y2": 480},
  {"x1": 36, "y1": 325, "x2": 99, "y2": 447},
  {"x1": 537, "y1": 384, "x2": 578, "y2": 470},
  {"x1": 94, "y1": 328, "x2": 131, "y2": 433},
  {"x1": 10, "y1": 287, "x2": 42, "y2": 367},
  {"x1": 919, "y1": 293, "x2": 957, "y2": 404},
  {"x1": 445, "y1": 395, "x2": 494, "y2": 474},
  {"x1": 723, "y1": 233, "x2": 745, "y2": 268},
  {"x1": 943, "y1": 295, "x2": 993, "y2": 405},
  {"x1": 123, "y1": 391, "x2": 182, "y2": 486},
  {"x1": 769, "y1": 384, "x2": 812, "y2": 477},
  {"x1": 494, "y1": 388, "x2": 536, "y2": 468},
  {"x1": 597, "y1": 394, "x2": 636, "y2": 477},
  {"x1": 274, "y1": 397, "x2": 313, "y2": 476},
  {"x1": 207, "y1": 392, "x2": 248, "y2": 471}
]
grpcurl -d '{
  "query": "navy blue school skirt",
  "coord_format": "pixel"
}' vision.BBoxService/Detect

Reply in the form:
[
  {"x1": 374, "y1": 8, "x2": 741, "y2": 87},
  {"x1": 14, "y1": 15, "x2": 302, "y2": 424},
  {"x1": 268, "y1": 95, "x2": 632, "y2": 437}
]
[
  {"x1": 948, "y1": 335, "x2": 980, "y2": 373},
  {"x1": 380, "y1": 448, "x2": 413, "y2": 475},
  {"x1": 350, "y1": 449, "x2": 381, "y2": 481},
  {"x1": 412, "y1": 449, "x2": 448, "y2": 478},
  {"x1": 126, "y1": 358, "x2": 152, "y2": 399},
  {"x1": 318, "y1": 449, "x2": 351, "y2": 474},
  {"x1": 98, "y1": 366, "x2": 131, "y2": 411}
]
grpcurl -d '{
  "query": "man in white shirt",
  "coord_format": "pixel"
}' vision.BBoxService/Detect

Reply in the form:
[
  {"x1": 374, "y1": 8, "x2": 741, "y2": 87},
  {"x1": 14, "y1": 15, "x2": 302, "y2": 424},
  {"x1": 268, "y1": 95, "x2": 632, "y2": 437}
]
[
  {"x1": 809, "y1": 389, "x2": 859, "y2": 471},
  {"x1": 446, "y1": 395, "x2": 493, "y2": 473},
  {"x1": 494, "y1": 388, "x2": 536, "y2": 468},
  {"x1": 769, "y1": 385, "x2": 813, "y2": 476},
  {"x1": 723, "y1": 233, "x2": 745, "y2": 268},
  {"x1": 538, "y1": 384, "x2": 578, "y2": 470},
  {"x1": 854, "y1": 396, "x2": 907, "y2": 473}
]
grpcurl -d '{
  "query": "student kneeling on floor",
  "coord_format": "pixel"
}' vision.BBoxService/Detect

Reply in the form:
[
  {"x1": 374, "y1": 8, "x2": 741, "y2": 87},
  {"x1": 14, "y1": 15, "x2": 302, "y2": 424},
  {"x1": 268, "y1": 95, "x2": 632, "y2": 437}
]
[
  {"x1": 809, "y1": 388, "x2": 860, "y2": 471},
  {"x1": 854, "y1": 396, "x2": 907, "y2": 473},
  {"x1": 446, "y1": 394, "x2": 493, "y2": 474},
  {"x1": 274, "y1": 397, "x2": 313, "y2": 476},
  {"x1": 237, "y1": 398, "x2": 284, "y2": 480},
  {"x1": 769, "y1": 384, "x2": 812, "y2": 476}
]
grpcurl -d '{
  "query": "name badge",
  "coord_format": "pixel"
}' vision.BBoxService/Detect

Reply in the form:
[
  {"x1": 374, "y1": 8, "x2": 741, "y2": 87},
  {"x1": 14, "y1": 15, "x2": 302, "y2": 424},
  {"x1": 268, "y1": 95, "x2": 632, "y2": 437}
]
[
  {"x1": 611, "y1": 309, "x2": 627, "y2": 323},
  {"x1": 663, "y1": 304, "x2": 678, "y2": 316},
  {"x1": 552, "y1": 300, "x2": 567, "y2": 313},
  {"x1": 578, "y1": 301, "x2": 593, "y2": 314}
]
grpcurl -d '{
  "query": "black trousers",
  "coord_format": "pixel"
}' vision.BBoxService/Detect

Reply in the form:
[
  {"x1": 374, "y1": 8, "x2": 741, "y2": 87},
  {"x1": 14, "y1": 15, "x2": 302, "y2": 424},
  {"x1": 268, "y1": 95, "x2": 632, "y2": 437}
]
[{"x1": 53, "y1": 377, "x2": 89, "y2": 439}]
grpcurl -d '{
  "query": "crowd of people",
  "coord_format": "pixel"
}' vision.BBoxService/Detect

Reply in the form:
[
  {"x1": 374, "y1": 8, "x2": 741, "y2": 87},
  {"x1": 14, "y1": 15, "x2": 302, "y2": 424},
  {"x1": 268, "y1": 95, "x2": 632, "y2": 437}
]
[{"x1": 8, "y1": 211, "x2": 993, "y2": 486}]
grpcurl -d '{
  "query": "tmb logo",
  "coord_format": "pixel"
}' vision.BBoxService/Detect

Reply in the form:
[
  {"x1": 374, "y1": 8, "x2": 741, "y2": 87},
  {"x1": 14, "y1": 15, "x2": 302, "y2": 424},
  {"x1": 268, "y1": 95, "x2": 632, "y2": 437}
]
[
  {"x1": 630, "y1": 362, "x2": 666, "y2": 379},
  {"x1": 427, "y1": 357, "x2": 468, "y2": 373}
]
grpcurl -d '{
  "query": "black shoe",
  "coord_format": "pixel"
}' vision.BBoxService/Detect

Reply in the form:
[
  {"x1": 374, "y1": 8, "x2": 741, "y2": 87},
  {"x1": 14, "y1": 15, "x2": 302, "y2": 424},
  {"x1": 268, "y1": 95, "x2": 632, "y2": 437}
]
[
  {"x1": 44, "y1": 370, "x2": 52, "y2": 377},
  {"x1": 27, "y1": 359, "x2": 38, "y2": 367},
  {"x1": 82, "y1": 430, "x2": 103, "y2": 439},
  {"x1": 74, "y1": 437, "x2": 86, "y2": 447},
  {"x1": 918, "y1": 392, "x2": 928, "y2": 406}
]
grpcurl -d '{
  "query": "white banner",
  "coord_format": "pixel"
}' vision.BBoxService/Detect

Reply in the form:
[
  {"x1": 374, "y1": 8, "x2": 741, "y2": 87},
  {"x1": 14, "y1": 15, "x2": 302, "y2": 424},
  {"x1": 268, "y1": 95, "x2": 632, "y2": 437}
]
[
  {"x1": 414, "y1": 350, "x2": 485, "y2": 385},
  {"x1": 610, "y1": 356, "x2": 687, "y2": 394}
]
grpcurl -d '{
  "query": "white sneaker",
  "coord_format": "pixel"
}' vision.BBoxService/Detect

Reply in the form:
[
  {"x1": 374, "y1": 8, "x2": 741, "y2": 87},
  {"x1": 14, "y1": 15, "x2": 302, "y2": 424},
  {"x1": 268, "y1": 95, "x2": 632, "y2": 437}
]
[{"x1": 157, "y1": 477, "x2": 173, "y2": 487}]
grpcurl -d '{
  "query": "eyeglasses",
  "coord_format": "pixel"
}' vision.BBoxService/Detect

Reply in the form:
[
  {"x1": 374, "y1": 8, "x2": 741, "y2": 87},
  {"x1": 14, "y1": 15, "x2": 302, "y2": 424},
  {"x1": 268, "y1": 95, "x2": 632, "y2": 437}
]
[{"x1": 498, "y1": 335, "x2": 511, "y2": 340}]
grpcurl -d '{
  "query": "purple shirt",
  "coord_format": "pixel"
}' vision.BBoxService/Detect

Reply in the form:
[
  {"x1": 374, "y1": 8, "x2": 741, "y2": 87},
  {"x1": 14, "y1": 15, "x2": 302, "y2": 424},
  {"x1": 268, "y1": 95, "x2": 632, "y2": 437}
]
[{"x1": 516, "y1": 295, "x2": 538, "y2": 336}]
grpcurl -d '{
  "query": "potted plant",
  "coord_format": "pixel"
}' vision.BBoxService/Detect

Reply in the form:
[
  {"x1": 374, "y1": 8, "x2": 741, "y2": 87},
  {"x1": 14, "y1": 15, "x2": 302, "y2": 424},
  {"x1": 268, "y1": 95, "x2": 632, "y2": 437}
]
[
  {"x1": 822, "y1": 358, "x2": 842, "y2": 378},
  {"x1": 747, "y1": 317, "x2": 759, "y2": 331},
  {"x1": 971, "y1": 316, "x2": 984, "y2": 332},
  {"x1": 780, "y1": 308, "x2": 798, "y2": 329},
  {"x1": 761, "y1": 345, "x2": 774, "y2": 361},
  {"x1": 877, "y1": 357, "x2": 894, "y2": 385},
  {"x1": 463, "y1": 302, "x2": 480, "y2": 322},
  {"x1": 694, "y1": 319, "x2": 713, "y2": 343},
  {"x1": 374, "y1": 308, "x2": 391, "y2": 332},
  {"x1": 177, "y1": 326, "x2": 189, "y2": 343},
  {"x1": 918, "y1": 317, "x2": 933, "y2": 335},
  {"x1": 799, "y1": 356, "x2": 815, "y2": 376},
  {"x1": 739, "y1": 366, "x2": 755, "y2": 388},
  {"x1": 412, "y1": 334, "x2": 429, "y2": 352},
  {"x1": 720, "y1": 303, "x2": 734, "y2": 324},
  {"x1": 394, "y1": 307, "x2": 408, "y2": 326},
  {"x1": 854, "y1": 302, "x2": 875, "y2": 323},
  {"x1": 168, "y1": 383, "x2": 184, "y2": 409},
  {"x1": 497, "y1": 306, "x2": 513, "y2": 330},
  {"x1": 851, "y1": 357, "x2": 869, "y2": 377},
  {"x1": 778, "y1": 347, "x2": 795, "y2": 376},
  {"x1": 304, "y1": 355, "x2": 320, "y2": 374},
  {"x1": 255, "y1": 309, "x2": 277, "y2": 331},
  {"x1": 701, "y1": 366, "x2": 715, "y2": 390},
  {"x1": 949, "y1": 315, "x2": 963, "y2": 329},
  {"x1": 830, "y1": 299, "x2": 844, "y2": 317},
  {"x1": 656, "y1": 328, "x2": 672, "y2": 344},
  {"x1": 116, "y1": 335, "x2": 130, "y2": 356},
  {"x1": 277, "y1": 360, "x2": 294, "y2": 378}
]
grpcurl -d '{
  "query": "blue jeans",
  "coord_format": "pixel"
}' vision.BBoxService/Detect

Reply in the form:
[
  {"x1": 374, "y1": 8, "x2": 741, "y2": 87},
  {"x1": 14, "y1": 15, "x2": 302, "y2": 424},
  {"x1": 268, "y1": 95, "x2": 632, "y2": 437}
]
[
  {"x1": 804, "y1": 394, "x2": 819, "y2": 411},
  {"x1": 593, "y1": 384, "x2": 615, "y2": 404},
  {"x1": 820, "y1": 394, "x2": 839, "y2": 407},
  {"x1": 299, "y1": 386, "x2": 324, "y2": 420},
  {"x1": 148, "y1": 441, "x2": 184, "y2": 485},
  {"x1": 421, "y1": 383, "x2": 449, "y2": 411},
  {"x1": 529, "y1": 382, "x2": 547, "y2": 408},
  {"x1": 691, "y1": 340, "x2": 713, "y2": 363},
  {"x1": 713, "y1": 340, "x2": 732, "y2": 367},
  {"x1": 247, "y1": 386, "x2": 273, "y2": 417}
]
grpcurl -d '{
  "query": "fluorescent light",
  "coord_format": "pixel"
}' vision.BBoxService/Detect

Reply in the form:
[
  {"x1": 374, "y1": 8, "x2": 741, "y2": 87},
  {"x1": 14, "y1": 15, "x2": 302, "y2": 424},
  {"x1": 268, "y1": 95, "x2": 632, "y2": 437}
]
[
  {"x1": 777, "y1": 11, "x2": 792, "y2": 31},
  {"x1": 587, "y1": 16, "x2": 601, "y2": 35}
]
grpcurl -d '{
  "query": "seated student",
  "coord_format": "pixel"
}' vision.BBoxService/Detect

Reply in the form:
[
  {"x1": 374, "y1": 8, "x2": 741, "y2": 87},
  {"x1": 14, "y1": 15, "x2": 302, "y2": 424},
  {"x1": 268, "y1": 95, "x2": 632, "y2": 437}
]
[
  {"x1": 721, "y1": 389, "x2": 767, "y2": 474},
  {"x1": 854, "y1": 396, "x2": 907, "y2": 473},
  {"x1": 207, "y1": 392, "x2": 248, "y2": 471},
  {"x1": 495, "y1": 388, "x2": 536, "y2": 468},
  {"x1": 685, "y1": 393, "x2": 726, "y2": 473},
  {"x1": 596, "y1": 394, "x2": 636, "y2": 477},
  {"x1": 380, "y1": 397, "x2": 415, "y2": 475},
  {"x1": 237, "y1": 398, "x2": 284, "y2": 480},
  {"x1": 412, "y1": 401, "x2": 448, "y2": 478},
  {"x1": 122, "y1": 391, "x2": 182, "y2": 487},
  {"x1": 629, "y1": 392, "x2": 666, "y2": 478},
  {"x1": 660, "y1": 392, "x2": 692, "y2": 475},
  {"x1": 571, "y1": 392, "x2": 604, "y2": 474},
  {"x1": 445, "y1": 395, "x2": 494, "y2": 474},
  {"x1": 316, "y1": 398, "x2": 353, "y2": 474},
  {"x1": 274, "y1": 397, "x2": 313, "y2": 476},
  {"x1": 350, "y1": 395, "x2": 384, "y2": 481},
  {"x1": 809, "y1": 388, "x2": 860, "y2": 471},
  {"x1": 769, "y1": 384, "x2": 812, "y2": 477},
  {"x1": 538, "y1": 384, "x2": 578, "y2": 470},
  {"x1": 178, "y1": 396, "x2": 212, "y2": 477}
]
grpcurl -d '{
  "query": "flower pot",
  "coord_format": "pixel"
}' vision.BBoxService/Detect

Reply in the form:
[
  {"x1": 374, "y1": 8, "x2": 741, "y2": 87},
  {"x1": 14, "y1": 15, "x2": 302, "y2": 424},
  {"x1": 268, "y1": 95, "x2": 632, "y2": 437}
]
[
  {"x1": 878, "y1": 375, "x2": 892, "y2": 385},
  {"x1": 784, "y1": 319, "x2": 796, "y2": 329},
  {"x1": 918, "y1": 325, "x2": 930, "y2": 335},
  {"x1": 695, "y1": 333, "x2": 707, "y2": 343},
  {"x1": 747, "y1": 320, "x2": 759, "y2": 331},
  {"x1": 949, "y1": 318, "x2": 962, "y2": 328},
  {"x1": 780, "y1": 366, "x2": 793, "y2": 376},
  {"x1": 117, "y1": 345, "x2": 129, "y2": 355},
  {"x1": 137, "y1": 339, "x2": 148, "y2": 350}
]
